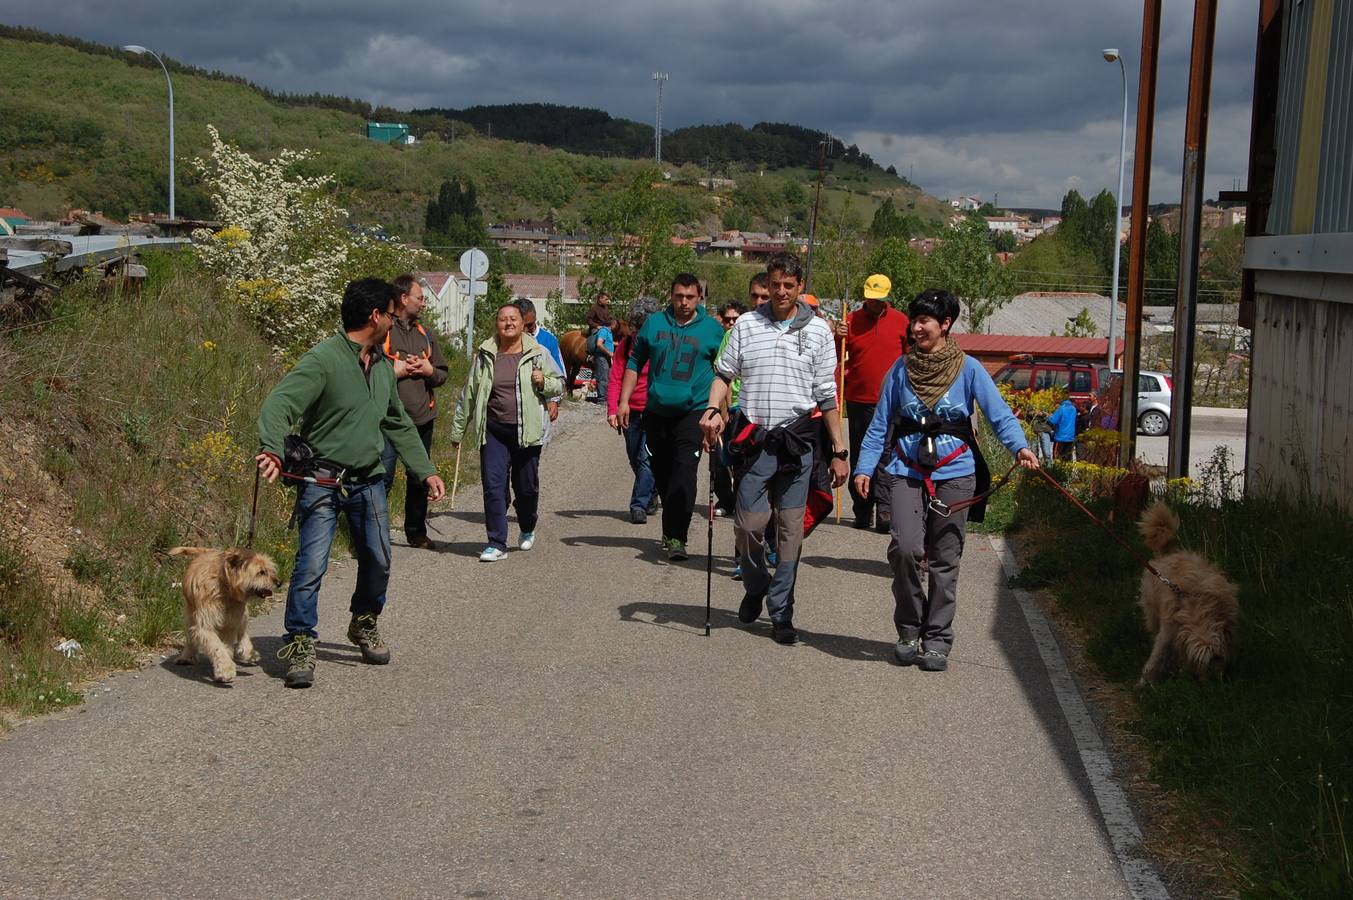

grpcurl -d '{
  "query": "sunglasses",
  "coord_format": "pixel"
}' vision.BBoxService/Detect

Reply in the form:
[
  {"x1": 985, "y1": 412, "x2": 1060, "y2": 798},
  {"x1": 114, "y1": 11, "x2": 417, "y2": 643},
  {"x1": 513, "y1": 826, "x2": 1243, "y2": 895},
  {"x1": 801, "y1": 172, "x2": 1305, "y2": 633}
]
[{"x1": 722, "y1": 316, "x2": 739, "y2": 324}]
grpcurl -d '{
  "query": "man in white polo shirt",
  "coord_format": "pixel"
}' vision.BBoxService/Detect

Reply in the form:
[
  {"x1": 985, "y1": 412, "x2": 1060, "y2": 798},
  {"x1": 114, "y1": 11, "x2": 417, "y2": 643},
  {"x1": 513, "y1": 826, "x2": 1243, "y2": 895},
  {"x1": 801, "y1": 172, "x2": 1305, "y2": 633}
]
[{"x1": 700, "y1": 252, "x2": 849, "y2": 644}]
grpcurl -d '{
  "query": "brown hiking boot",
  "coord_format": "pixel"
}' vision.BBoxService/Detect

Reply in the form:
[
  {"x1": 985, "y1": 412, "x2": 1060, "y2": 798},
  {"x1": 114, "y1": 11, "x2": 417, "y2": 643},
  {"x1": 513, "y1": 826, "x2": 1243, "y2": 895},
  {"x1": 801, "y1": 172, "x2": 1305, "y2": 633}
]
[{"x1": 347, "y1": 613, "x2": 392, "y2": 665}]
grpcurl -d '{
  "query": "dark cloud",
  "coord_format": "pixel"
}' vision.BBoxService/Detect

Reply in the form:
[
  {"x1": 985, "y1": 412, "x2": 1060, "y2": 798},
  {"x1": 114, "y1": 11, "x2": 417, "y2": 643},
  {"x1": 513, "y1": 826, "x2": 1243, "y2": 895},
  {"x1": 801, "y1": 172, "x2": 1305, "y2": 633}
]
[{"x1": 3, "y1": 0, "x2": 1260, "y2": 205}]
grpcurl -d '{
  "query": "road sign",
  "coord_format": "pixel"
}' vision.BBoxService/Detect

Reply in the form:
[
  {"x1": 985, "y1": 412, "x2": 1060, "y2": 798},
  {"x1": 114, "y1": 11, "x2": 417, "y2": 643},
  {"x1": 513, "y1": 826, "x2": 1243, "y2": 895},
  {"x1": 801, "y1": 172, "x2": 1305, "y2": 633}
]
[
  {"x1": 459, "y1": 248, "x2": 489, "y2": 282},
  {"x1": 456, "y1": 279, "x2": 489, "y2": 296}
]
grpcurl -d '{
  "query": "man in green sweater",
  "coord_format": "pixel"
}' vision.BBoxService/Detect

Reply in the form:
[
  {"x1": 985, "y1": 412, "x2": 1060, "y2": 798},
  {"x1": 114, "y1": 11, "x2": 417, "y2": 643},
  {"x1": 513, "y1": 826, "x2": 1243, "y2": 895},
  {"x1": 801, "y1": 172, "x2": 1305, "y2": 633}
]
[
  {"x1": 617, "y1": 273, "x2": 725, "y2": 560},
  {"x1": 256, "y1": 278, "x2": 446, "y2": 689}
]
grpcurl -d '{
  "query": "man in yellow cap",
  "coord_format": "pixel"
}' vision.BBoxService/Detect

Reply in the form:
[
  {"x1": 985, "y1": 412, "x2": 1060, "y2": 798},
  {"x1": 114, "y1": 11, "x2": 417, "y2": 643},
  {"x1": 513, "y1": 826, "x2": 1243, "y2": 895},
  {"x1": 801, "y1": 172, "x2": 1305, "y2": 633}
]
[{"x1": 836, "y1": 273, "x2": 909, "y2": 531}]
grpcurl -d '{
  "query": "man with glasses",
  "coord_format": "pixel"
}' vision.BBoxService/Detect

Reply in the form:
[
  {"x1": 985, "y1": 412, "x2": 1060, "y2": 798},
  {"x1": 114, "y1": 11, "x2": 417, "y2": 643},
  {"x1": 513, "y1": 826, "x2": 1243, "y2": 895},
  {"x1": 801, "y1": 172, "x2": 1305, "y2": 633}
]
[
  {"x1": 516, "y1": 298, "x2": 565, "y2": 426},
  {"x1": 256, "y1": 278, "x2": 446, "y2": 689},
  {"x1": 381, "y1": 274, "x2": 449, "y2": 550}
]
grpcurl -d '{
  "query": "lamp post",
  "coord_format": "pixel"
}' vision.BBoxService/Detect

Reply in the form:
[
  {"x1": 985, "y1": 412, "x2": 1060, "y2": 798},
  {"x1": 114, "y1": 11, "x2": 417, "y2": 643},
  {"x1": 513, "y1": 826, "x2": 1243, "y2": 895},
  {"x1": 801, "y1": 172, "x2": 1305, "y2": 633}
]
[
  {"x1": 122, "y1": 45, "x2": 175, "y2": 221},
  {"x1": 1103, "y1": 48, "x2": 1128, "y2": 370}
]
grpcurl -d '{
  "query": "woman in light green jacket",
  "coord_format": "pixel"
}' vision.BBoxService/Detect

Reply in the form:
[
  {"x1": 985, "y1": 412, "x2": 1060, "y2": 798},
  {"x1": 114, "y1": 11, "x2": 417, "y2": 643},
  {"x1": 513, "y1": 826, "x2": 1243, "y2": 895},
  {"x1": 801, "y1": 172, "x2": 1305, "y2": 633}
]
[{"x1": 451, "y1": 303, "x2": 564, "y2": 561}]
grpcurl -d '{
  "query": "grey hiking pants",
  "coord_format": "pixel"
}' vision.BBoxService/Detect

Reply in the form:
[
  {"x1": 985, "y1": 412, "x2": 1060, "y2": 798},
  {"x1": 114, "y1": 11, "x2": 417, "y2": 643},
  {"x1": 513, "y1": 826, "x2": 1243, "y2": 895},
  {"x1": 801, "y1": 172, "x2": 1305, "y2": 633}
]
[
  {"x1": 886, "y1": 473, "x2": 976, "y2": 654},
  {"x1": 734, "y1": 443, "x2": 813, "y2": 624}
]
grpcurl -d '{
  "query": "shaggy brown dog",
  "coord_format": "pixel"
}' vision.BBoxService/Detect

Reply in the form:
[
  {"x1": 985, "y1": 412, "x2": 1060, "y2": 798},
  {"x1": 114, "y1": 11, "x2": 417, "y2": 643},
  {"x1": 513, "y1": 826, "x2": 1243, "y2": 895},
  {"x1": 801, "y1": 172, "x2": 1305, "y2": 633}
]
[
  {"x1": 170, "y1": 546, "x2": 280, "y2": 684},
  {"x1": 1137, "y1": 502, "x2": 1239, "y2": 683}
]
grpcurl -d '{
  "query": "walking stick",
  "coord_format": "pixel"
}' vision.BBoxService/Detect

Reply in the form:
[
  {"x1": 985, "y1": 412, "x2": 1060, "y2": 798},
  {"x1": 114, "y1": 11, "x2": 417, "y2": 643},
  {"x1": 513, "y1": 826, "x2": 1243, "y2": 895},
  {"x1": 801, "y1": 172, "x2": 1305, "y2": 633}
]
[
  {"x1": 705, "y1": 441, "x2": 717, "y2": 637},
  {"x1": 835, "y1": 347, "x2": 848, "y2": 523},
  {"x1": 451, "y1": 444, "x2": 463, "y2": 508}
]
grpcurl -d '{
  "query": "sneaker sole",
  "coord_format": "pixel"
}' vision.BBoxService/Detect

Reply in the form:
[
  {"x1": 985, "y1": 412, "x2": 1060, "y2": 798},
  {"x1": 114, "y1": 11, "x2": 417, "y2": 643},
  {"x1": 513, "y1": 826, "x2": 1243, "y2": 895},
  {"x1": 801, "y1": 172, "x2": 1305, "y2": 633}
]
[
  {"x1": 918, "y1": 657, "x2": 949, "y2": 672},
  {"x1": 284, "y1": 675, "x2": 313, "y2": 689}
]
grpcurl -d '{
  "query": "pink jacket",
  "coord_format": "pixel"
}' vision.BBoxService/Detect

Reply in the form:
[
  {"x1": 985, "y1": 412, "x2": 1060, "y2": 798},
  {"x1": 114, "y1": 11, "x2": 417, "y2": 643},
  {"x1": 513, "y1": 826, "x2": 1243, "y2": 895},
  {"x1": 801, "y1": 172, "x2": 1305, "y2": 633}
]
[{"x1": 608, "y1": 336, "x2": 649, "y2": 416}]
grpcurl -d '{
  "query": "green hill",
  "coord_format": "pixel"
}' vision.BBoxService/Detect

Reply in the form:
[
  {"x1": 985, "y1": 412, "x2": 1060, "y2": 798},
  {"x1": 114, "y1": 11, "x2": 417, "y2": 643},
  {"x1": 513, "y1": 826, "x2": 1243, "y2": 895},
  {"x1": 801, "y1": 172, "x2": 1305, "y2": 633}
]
[{"x1": 0, "y1": 29, "x2": 950, "y2": 241}]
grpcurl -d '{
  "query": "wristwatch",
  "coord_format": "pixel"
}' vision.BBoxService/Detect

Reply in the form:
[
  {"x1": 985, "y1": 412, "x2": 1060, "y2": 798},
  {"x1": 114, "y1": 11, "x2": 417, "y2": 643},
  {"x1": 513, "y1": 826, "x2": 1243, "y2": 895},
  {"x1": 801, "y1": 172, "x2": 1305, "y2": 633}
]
[{"x1": 831, "y1": 448, "x2": 849, "y2": 461}]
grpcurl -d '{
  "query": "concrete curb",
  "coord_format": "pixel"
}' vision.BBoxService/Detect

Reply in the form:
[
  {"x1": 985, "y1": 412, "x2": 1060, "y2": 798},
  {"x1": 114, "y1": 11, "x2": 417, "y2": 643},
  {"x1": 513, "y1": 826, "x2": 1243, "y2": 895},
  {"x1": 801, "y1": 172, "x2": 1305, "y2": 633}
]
[{"x1": 988, "y1": 534, "x2": 1171, "y2": 900}]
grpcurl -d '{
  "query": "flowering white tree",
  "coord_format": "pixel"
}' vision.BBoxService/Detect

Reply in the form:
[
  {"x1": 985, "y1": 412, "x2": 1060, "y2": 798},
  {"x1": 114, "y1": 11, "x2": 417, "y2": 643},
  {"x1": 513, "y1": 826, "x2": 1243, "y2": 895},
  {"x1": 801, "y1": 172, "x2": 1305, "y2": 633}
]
[{"x1": 191, "y1": 126, "x2": 424, "y2": 351}]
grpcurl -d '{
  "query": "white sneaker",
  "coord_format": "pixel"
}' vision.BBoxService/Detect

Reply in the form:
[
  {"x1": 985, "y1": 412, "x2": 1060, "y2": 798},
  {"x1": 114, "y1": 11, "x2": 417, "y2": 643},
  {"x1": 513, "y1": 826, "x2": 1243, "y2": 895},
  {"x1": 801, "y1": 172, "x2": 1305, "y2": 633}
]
[
  {"x1": 478, "y1": 547, "x2": 506, "y2": 562},
  {"x1": 519, "y1": 531, "x2": 536, "y2": 551}
]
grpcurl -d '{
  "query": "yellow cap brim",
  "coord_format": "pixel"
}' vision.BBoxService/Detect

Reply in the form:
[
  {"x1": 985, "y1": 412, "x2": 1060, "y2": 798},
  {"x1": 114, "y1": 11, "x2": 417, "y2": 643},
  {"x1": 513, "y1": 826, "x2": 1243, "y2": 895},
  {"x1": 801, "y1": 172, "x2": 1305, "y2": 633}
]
[{"x1": 863, "y1": 289, "x2": 888, "y2": 300}]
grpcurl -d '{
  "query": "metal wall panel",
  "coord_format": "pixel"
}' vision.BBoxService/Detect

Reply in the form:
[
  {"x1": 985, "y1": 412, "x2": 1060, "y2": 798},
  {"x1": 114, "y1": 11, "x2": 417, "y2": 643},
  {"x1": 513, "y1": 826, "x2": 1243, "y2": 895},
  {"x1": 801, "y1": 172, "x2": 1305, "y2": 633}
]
[
  {"x1": 1315, "y1": 0, "x2": 1353, "y2": 233},
  {"x1": 1266, "y1": 0, "x2": 1310, "y2": 235},
  {"x1": 1247, "y1": 291, "x2": 1353, "y2": 510}
]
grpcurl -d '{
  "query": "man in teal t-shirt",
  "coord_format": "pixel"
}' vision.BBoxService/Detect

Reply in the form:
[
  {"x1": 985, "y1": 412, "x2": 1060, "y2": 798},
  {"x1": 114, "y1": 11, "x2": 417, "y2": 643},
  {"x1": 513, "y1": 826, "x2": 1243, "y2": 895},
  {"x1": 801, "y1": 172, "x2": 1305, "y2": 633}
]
[{"x1": 617, "y1": 273, "x2": 725, "y2": 560}]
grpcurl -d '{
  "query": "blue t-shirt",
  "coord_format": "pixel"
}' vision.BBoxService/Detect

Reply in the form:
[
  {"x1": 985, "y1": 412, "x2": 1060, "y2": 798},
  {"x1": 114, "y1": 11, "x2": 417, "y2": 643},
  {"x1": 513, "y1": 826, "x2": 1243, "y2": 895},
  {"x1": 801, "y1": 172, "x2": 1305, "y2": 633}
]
[
  {"x1": 595, "y1": 325, "x2": 615, "y2": 355},
  {"x1": 855, "y1": 355, "x2": 1029, "y2": 482}
]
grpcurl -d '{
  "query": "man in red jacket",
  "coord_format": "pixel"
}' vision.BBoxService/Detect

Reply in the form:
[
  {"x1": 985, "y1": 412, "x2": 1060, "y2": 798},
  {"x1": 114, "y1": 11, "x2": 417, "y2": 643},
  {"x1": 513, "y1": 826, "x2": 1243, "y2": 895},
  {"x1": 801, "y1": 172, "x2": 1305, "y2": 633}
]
[{"x1": 836, "y1": 273, "x2": 909, "y2": 531}]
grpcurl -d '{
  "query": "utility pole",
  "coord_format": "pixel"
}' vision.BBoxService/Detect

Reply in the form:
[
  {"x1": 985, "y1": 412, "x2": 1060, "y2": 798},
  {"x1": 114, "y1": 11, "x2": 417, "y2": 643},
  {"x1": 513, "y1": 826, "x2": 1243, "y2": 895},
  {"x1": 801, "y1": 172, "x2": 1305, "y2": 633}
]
[
  {"x1": 803, "y1": 135, "x2": 830, "y2": 294},
  {"x1": 1168, "y1": 0, "x2": 1219, "y2": 479},
  {"x1": 652, "y1": 72, "x2": 669, "y2": 164}
]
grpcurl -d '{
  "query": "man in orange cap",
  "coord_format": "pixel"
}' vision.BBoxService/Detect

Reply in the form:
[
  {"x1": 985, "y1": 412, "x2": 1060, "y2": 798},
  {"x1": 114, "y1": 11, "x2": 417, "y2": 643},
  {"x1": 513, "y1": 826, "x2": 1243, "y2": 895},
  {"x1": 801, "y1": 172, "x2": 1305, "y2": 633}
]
[{"x1": 836, "y1": 273, "x2": 909, "y2": 531}]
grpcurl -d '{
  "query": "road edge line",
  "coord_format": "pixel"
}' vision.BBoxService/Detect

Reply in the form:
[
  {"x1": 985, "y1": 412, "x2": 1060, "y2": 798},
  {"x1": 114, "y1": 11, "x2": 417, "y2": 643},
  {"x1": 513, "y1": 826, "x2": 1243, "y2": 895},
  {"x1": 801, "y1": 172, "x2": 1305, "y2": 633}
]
[{"x1": 987, "y1": 533, "x2": 1170, "y2": 900}]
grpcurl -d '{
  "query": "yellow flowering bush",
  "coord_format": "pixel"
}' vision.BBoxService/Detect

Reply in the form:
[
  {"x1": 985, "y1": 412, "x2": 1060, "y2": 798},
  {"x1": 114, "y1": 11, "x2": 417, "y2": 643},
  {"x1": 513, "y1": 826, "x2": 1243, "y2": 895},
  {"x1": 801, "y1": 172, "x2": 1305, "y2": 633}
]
[{"x1": 180, "y1": 430, "x2": 243, "y2": 484}]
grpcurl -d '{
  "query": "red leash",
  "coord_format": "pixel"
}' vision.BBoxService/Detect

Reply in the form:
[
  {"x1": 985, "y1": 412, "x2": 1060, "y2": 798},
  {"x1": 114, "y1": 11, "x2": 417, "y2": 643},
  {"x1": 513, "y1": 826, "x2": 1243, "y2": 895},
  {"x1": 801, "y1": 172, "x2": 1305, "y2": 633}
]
[{"x1": 1032, "y1": 466, "x2": 1180, "y2": 594}]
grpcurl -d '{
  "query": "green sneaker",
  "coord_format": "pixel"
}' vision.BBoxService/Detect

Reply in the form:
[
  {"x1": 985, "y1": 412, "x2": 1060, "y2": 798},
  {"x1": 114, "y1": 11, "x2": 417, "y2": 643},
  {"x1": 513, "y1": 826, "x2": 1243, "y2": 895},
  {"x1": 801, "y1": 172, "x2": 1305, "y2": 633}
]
[
  {"x1": 278, "y1": 634, "x2": 316, "y2": 688},
  {"x1": 662, "y1": 537, "x2": 688, "y2": 562},
  {"x1": 347, "y1": 613, "x2": 391, "y2": 665}
]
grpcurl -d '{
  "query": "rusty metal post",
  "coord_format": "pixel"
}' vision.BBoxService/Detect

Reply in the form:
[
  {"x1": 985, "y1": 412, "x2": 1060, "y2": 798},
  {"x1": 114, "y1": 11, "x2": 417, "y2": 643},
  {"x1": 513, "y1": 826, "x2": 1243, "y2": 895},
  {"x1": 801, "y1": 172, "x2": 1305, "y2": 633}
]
[
  {"x1": 1167, "y1": 0, "x2": 1219, "y2": 480},
  {"x1": 1117, "y1": 0, "x2": 1163, "y2": 469}
]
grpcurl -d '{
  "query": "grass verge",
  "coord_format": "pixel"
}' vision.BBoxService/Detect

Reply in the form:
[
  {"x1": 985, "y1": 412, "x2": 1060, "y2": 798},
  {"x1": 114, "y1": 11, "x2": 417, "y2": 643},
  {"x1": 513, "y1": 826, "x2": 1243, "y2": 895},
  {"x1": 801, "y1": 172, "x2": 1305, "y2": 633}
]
[
  {"x1": 1004, "y1": 459, "x2": 1352, "y2": 897},
  {"x1": 0, "y1": 251, "x2": 480, "y2": 726}
]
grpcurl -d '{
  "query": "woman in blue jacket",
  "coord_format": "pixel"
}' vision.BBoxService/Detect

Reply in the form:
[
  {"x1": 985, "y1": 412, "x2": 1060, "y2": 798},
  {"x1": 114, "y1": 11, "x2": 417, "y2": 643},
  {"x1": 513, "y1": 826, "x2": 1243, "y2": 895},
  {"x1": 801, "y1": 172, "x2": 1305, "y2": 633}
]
[{"x1": 854, "y1": 289, "x2": 1039, "y2": 672}]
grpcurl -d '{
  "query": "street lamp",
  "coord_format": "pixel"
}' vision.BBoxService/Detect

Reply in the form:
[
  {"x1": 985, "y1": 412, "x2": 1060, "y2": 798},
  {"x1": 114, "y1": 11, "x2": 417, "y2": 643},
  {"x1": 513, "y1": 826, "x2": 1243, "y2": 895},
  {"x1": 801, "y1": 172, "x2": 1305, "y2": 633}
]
[
  {"x1": 122, "y1": 44, "x2": 175, "y2": 221},
  {"x1": 1103, "y1": 48, "x2": 1128, "y2": 370}
]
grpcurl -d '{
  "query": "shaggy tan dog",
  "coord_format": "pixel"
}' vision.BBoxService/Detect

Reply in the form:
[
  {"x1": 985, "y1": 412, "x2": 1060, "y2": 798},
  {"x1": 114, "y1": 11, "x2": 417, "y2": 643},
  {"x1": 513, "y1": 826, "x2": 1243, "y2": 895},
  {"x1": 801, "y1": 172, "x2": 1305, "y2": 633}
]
[
  {"x1": 1137, "y1": 502, "x2": 1239, "y2": 683},
  {"x1": 170, "y1": 546, "x2": 280, "y2": 684}
]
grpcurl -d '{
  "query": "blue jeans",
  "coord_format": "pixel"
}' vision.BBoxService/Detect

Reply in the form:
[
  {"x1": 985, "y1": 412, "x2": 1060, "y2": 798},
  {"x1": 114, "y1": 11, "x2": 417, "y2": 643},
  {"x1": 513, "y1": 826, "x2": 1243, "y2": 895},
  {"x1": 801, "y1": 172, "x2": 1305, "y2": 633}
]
[
  {"x1": 622, "y1": 417, "x2": 656, "y2": 513},
  {"x1": 1038, "y1": 431, "x2": 1053, "y2": 461},
  {"x1": 284, "y1": 479, "x2": 392, "y2": 639},
  {"x1": 592, "y1": 355, "x2": 611, "y2": 401}
]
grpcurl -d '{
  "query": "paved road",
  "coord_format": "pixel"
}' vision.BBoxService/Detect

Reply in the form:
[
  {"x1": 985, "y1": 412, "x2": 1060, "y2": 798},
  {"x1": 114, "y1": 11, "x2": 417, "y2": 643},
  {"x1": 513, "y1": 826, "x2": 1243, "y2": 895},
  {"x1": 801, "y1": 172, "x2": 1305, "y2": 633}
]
[
  {"x1": 1137, "y1": 406, "x2": 1247, "y2": 481},
  {"x1": 1, "y1": 404, "x2": 1139, "y2": 898}
]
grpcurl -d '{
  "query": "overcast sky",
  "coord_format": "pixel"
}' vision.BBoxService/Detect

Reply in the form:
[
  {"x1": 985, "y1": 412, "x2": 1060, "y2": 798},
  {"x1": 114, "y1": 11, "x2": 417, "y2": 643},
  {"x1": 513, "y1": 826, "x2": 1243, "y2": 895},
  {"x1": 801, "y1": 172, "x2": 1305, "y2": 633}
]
[{"x1": 3, "y1": 0, "x2": 1260, "y2": 208}]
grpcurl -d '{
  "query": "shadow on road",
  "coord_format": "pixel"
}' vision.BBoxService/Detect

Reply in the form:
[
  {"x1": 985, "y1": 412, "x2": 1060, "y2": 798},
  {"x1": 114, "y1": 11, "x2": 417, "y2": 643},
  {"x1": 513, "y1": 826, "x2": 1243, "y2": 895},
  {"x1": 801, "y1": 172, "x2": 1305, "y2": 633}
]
[
  {"x1": 617, "y1": 599, "x2": 898, "y2": 663},
  {"x1": 800, "y1": 553, "x2": 893, "y2": 579},
  {"x1": 157, "y1": 637, "x2": 361, "y2": 686},
  {"x1": 431, "y1": 508, "x2": 485, "y2": 526},
  {"x1": 551, "y1": 508, "x2": 634, "y2": 523}
]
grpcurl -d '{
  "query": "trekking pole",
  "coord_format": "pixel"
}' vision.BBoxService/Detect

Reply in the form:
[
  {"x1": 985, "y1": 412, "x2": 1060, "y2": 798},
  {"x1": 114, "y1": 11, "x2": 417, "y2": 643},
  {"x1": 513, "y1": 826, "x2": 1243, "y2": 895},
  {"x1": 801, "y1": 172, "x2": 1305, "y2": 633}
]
[
  {"x1": 705, "y1": 440, "x2": 717, "y2": 637},
  {"x1": 451, "y1": 444, "x2": 463, "y2": 508},
  {"x1": 246, "y1": 465, "x2": 261, "y2": 548},
  {"x1": 835, "y1": 348, "x2": 848, "y2": 523}
]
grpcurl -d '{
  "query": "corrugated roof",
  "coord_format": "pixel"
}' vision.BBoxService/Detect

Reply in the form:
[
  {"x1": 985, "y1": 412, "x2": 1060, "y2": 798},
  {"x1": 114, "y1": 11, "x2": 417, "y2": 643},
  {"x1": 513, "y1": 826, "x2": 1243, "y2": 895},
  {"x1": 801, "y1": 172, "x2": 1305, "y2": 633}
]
[
  {"x1": 956, "y1": 333, "x2": 1123, "y2": 357},
  {"x1": 505, "y1": 273, "x2": 579, "y2": 300},
  {"x1": 418, "y1": 272, "x2": 452, "y2": 294},
  {"x1": 3, "y1": 233, "x2": 189, "y2": 275},
  {"x1": 954, "y1": 293, "x2": 1161, "y2": 339}
]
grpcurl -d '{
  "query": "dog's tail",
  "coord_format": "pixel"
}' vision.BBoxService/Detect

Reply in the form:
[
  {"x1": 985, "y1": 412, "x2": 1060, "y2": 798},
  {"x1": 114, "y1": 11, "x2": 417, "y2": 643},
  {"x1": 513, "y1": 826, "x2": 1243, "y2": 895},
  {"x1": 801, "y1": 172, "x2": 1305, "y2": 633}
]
[
  {"x1": 168, "y1": 546, "x2": 211, "y2": 558},
  {"x1": 1138, "y1": 501, "x2": 1180, "y2": 553}
]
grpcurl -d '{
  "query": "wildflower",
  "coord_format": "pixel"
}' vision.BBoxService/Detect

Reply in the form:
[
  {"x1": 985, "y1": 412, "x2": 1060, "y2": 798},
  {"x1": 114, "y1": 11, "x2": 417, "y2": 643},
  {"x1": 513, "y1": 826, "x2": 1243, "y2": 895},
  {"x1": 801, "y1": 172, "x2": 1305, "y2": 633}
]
[{"x1": 201, "y1": 340, "x2": 217, "y2": 352}]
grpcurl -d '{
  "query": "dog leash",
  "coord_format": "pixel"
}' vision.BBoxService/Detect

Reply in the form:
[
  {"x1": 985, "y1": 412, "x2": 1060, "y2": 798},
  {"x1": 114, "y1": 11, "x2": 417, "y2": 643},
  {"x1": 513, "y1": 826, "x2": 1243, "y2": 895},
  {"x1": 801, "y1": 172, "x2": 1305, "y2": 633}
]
[
  {"x1": 927, "y1": 461, "x2": 1020, "y2": 518},
  {"x1": 246, "y1": 467, "x2": 260, "y2": 549},
  {"x1": 1033, "y1": 466, "x2": 1181, "y2": 595}
]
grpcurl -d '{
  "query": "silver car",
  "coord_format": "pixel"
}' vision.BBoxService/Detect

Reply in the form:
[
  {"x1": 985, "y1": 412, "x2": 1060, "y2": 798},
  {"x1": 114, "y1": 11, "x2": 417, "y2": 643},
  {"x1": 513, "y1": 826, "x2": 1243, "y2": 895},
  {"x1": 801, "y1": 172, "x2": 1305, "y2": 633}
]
[{"x1": 1100, "y1": 369, "x2": 1173, "y2": 436}]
